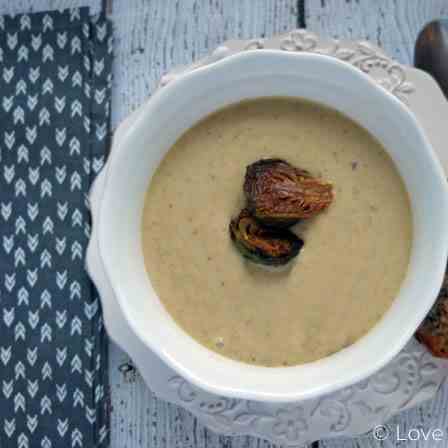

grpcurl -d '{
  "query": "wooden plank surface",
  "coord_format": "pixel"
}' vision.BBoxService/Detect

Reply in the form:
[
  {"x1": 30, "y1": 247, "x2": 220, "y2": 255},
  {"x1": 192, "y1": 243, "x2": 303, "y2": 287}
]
[
  {"x1": 111, "y1": 0, "x2": 299, "y2": 127},
  {"x1": 2, "y1": 0, "x2": 448, "y2": 447},
  {"x1": 306, "y1": 0, "x2": 448, "y2": 65}
]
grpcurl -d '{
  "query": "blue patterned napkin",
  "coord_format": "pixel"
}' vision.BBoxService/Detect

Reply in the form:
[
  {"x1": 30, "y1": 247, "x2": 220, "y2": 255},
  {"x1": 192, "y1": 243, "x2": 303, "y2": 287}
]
[{"x1": 0, "y1": 8, "x2": 112, "y2": 448}]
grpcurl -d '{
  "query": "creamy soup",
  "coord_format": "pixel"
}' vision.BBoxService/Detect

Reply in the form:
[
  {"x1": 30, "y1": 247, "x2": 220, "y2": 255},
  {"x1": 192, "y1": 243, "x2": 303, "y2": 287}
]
[{"x1": 142, "y1": 98, "x2": 412, "y2": 367}]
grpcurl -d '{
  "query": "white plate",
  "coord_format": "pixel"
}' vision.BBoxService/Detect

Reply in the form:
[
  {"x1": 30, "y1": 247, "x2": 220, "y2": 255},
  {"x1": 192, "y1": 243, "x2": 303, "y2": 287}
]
[{"x1": 87, "y1": 31, "x2": 448, "y2": 445}]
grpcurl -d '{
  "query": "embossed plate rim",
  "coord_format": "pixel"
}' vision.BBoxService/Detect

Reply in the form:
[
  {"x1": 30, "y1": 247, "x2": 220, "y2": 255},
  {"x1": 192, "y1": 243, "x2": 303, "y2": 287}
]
[{"x1": 87, "y1": 30, "x2": 448, "y2": 445}]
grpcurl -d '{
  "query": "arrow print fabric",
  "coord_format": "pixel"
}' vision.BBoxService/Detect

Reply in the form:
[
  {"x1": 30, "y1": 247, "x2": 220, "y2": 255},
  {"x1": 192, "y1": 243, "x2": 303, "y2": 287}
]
[{"x1": 0, "y1": 8, "x2": 112, "y2": 448}]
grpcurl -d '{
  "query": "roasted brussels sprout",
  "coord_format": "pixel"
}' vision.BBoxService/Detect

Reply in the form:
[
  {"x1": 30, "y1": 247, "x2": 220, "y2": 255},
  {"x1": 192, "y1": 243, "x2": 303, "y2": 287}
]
[
  {"x1": 244, "y1": 158, "x2": 334, "y2": 226},
  {"x1": 229, "y1": 209, "x2": 303, "y2": 266}
]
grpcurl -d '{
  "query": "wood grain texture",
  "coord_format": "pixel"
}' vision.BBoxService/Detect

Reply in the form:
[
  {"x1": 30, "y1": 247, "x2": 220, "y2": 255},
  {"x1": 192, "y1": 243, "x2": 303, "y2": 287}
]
[
  {"x1": 307, "y1": 1, "x2": 448, "y2": 447},
  {"x1": 306, "y1": 0, "x2": 448, "y2": 65},
  {"x1": 111, "y1": 0, "x2": 299, "y2": 127},
  {"x1": 110, "y1": 354, "x2": 289, "y2": 448}
]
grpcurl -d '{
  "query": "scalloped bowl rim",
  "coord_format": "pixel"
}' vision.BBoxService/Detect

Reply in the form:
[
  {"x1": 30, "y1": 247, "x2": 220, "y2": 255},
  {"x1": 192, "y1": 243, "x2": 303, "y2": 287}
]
[{"x1": 96, "y1": 50, "x2": 448, "y2": 402}]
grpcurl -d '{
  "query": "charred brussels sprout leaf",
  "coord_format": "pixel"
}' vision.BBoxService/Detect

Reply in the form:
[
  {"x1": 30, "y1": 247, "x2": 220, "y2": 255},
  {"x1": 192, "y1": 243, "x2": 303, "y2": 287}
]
[
  {"x1": 229, "y1": 209, "x2": 303, "y2": 266},
  {"x1": 244, "y1": 158, "x2": 334, "y2": 226}
]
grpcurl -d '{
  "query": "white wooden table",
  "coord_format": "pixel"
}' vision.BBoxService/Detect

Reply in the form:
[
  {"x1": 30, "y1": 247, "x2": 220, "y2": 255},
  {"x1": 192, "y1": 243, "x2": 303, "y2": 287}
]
[{"x1": 1, "y1": 1, "x2": 448, "y2": 447}]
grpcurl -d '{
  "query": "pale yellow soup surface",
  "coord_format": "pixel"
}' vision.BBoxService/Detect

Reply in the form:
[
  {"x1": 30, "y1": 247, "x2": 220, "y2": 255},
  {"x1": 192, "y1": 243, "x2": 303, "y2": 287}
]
[{"x1": 142, "y1": 98, "x2": 412, "y2": 367}]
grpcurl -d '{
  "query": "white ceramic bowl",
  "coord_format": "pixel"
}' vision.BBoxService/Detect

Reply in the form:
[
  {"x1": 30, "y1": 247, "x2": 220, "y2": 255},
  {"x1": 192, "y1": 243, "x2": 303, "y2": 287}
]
[{"x1": 96, "y1": 50, "x2": 448, "y2": 402}]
